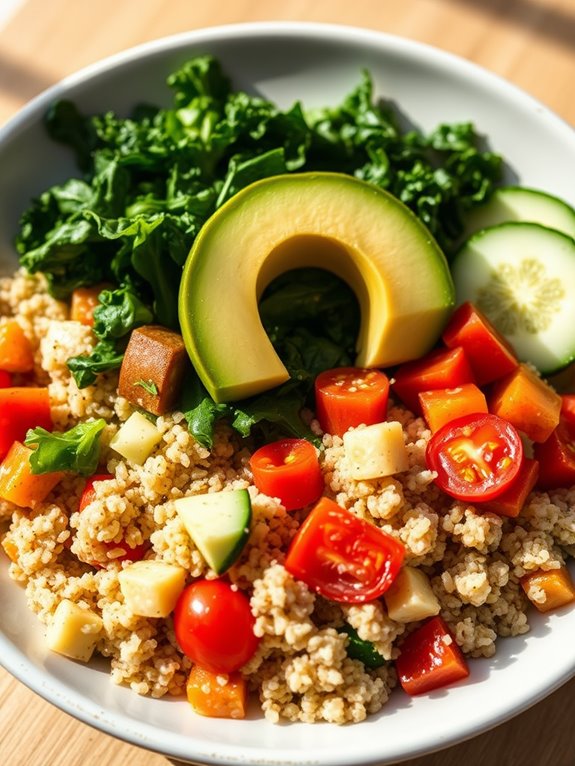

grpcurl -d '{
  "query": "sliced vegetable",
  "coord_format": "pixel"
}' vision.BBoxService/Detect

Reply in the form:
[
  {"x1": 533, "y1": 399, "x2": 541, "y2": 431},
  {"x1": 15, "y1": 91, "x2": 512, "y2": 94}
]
[
  {"x1": 489, "y1": 363, "x2": 562, "y2": 443},
  {"x1": 451, "y1": 224, "x2": 575, "y2": 374},
  {"x1": 0, "y1": 370, "x2": 12, "y2": 388},
  {"x1": 338, "y1": 623, "x2": 387, "y2": 669},
  {"x1": 249, "y1": 438, "x2": 324, "y2": 511},
  {"x1": 418, "y1": 383, "x2": 487, "y2": 433},
  {"x1": 70, "y1": 284, "x2": 107, "y2": 326},
  {"x1": 392, "y1": 346, "x2": 474, "y2": 414},
  {"x1": 533, "y1": 421, "x2": 575, "y2": 490},
  {"x1": 109, "y1": 411, "x2": 162, "y2": 464},
  {"x1": 24, "y1": 418, "x2": 106, "y2": 476},
  {"x1": 314, "y1": 367, "x2": 390, "y2": 437},
  {"x1": 174, "y1": 489, "x2": 252, "y2": 574},
  {"x1": 118, "y1": 325, "x2": 188, "y2": 416},
  {"x1": 480, "y1": 457, "x2": 539, "y2": 518},
  {"x1": 342, "y1": 420, "x2": 409, "y2": 480},
  {"x1": 174, "y1": 579, "x2": 259, "y2": 674},
  {"x1": 0, "y1": 441, "x2": 64, "y2": 508},
  {"x1": 186, "y1": 666, "x2": 247, "y2": 719},
  {"x1": 284, "y1": 497, "x2": 404, "y2": 603},
  {"x1": 383, "y1": 566, "x2": 441, "y2": 623},
  {"x1": 0, "y1": 320, "x2": 34, "y2": 373},
  {"x1": 396, "y1": 616, "x2": 469, "y2": 695},
  {"x1": 46, "y1": 599, "x2": 103, "y2": 662},
  {"x1": 118, "y1": 560, "x2": 186, "y2": 618},
  {"x1": 0, "y1": 387, "x2": 52, "y2": 460},
  {"x1": 426, "y1": 413, "x2": 523, "y2": 502},
  {"x1": 521, "y1": 566, "x2": 575, "y2": 613}
]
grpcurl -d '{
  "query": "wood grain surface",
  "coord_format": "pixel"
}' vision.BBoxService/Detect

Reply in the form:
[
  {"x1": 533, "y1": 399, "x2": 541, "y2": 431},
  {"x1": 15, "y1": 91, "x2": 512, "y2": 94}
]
[{"x1": 0, "y1": 1, "x2": 574, "y2": 765}]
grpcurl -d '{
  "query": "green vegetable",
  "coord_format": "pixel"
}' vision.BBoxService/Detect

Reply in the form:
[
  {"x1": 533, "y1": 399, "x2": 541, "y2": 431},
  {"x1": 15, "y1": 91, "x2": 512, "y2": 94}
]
[
  {"x1": 339, "y1": 623, "x2": 387, "y2": 669},
  {"x1": 24, "y1": 419, "x2": 107, "y2": 476},
  {"x1": 134, "y1": 379, "x2": 159, "y2": 395}
]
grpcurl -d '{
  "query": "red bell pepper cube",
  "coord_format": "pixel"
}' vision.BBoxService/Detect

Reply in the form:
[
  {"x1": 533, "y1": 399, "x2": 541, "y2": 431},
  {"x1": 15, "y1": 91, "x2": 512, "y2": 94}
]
[
  {"x1": 533, "y1": 421, "x2": 575, "y2": 490},
  {"x1": 0, "y1": 387, "x2": 53, "y2": 461}
]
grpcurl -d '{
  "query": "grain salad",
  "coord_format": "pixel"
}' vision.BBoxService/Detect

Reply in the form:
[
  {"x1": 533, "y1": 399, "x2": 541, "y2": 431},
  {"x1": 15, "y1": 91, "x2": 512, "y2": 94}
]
[{"x1": 1, "y1": 269, "x2": 575, "y2": 724}]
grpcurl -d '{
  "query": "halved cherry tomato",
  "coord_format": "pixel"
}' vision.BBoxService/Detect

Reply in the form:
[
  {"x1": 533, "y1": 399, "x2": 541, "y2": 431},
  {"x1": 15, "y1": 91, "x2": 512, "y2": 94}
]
[
  {"x1": 174, "y1": 579, "x2": 260, "y2": 674},
  {"x1": 314, "y1": 367, "x2": 390, "y2": 437},
  {"x1": 392, "y1": 346, "x2": 474, "y2": 414},
  {"x1": 418, "y1": 383, "x2": 487, "y2": 433},
  {"x1": 480, "y1": 457, "x2": 539, "y2": 518},
  {"x1": 284, "y1": 497, "x2": 404, "y2": 603},
  {"x1": 0, "y1": 387, "x2": 52, "y2": 461},
  {"x1": 426, "y1": 413, "x2": 523, "y2": 502},
  {"x1": 396, "y1": 616, "x2": 469, "y2": 696},
  {"x1": 249, "y1": 438, "x2": 324, "y2": 511},
  {"x1": 442, "y1": 302, "x2": 518, "y2": 385},
  {"x1": 533, "y1": 420, "x2": 575, "y2": 490}
]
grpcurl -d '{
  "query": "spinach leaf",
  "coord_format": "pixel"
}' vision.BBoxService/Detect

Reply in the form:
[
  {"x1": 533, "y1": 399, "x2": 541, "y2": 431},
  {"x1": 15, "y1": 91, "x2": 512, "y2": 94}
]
[
  {"x1": 25, "y1": 419, "x2": 106, "y2": 476},
  {"x1": 67, "y1": 339, "x2": 125, "y2": 388}
]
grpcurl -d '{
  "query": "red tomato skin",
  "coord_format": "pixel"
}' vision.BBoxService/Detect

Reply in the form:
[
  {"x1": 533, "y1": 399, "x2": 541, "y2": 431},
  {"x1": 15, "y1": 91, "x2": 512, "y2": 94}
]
[
  {"x1": 392, "y1": 347, "x2": 474, "y2": 414},
  {"x1": 79, "y1": 473, "x2": 114, "y2": 511},
  {"x1": 396, "y1": 616, "x2": 469, "y2": 696},
  {"x1": 284, "y1": 497, "x2": 404, "y2": 604},
  {"x1": 174, "y1": 580, "x2": 260, "y2": 674},
  {"x1": 250, "y1": 439, "x2": 324, "y2": 511},
  {"x1": 315, "y1": 367, "x2": 390, "y2": 437},
  {"x1": 426, "y1": 413, "x2": 523, "y2": 502},
  {"x1": 442, "y1": 302, "x2": 518, "y2": 386},
  {"x1": 480, "y1": 457, "x2": 539, "y2": 518},
  {"x1": 0, "y1": 371, "x2": 12, "y2": 388},
  {"x1": 561, "y1": 395, "x2": 575, "y2": 430},
  {"x1": 0, "y1": 387, "x2": 53, "y2": 460},
  {"x1": 533, "y1": 421, "x2": 575, "y2": 490}
]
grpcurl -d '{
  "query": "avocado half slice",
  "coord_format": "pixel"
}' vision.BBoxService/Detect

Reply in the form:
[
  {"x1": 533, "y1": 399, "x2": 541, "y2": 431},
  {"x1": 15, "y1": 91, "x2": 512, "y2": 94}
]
[{"x1": 179, "y1": 172, "x2": 454, "y2": 403}]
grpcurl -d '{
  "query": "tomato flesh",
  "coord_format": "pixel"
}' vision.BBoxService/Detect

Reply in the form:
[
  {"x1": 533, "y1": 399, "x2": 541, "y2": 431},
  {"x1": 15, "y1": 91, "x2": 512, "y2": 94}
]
[
  {"x1": 426, "y1": 413, "x2": 523, "y2": 502},
  {"x1": 249, "y1": 438, "x2": 324, "y2": 511},
  {"x1": 284, "y1": 497, "x2": 404, "y2": 603},
  {"x1": 315, "y1": 367, "x2": 390, "y2": 437},
  {"x1": 396, "y1": 616, "x2": 469, "y2": 695},
  {"x1": 174, "y1": 579, "x2": 260, "y2": 674}
]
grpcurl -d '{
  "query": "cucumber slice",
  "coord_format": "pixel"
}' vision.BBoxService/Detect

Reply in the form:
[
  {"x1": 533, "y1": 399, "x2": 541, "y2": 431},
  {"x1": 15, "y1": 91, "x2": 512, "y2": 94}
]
[
  {"x1": 452, "y1": 222, "x2": 575, "y2": 374},
  {"x1": 174, "y1": 489, "x2": 252, "y2": 574},
  {"x1": 462, "y1": 187, "x2": 575, "y2": 243}
]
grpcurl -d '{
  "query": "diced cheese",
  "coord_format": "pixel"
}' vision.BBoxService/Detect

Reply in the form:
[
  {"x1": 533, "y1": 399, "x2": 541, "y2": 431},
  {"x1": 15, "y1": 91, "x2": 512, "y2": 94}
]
[
  {"x1": 110, "y1": 411, "x2": 162, "y2": 464},
  {"x1": 118, "y1": 559, "x2": 186, "y2": 617},
  {"x1": 343, "y1": 421, "x2": 409, "y2": 480},
  {"x1": 384, "y1": 566, "x2": 441, "y2": 623},
  {"x1": 46, "y1": 599, "x2": 103, "y2": 662}
]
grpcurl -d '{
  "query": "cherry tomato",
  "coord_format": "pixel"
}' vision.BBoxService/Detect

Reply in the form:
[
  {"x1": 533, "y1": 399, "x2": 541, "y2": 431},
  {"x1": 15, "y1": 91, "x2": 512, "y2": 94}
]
[
  {"x1": 396, "y1": 616, "x2": 469, "y2": 696},
  {"x1": 79, "y1": 473, "x2": 114, "y2": 511},
  {"x1": 426, "y1": 413, "x2": 523, "y2": 502},
  {"x1": 442, "y1": 302, "x2": 518, "y2": 386},
  {"x1": 249, "y1": 438, "x2": 324, "y2": 511},
  {"x1": 173, "y1": 579, "x2": 260, "y2": 674},
  {"x1": 315, "y1": 367, "x2": 390, "y2": 437},
  {"x1": 284, "y1": 497, "x2": 404, "y2": 603}
]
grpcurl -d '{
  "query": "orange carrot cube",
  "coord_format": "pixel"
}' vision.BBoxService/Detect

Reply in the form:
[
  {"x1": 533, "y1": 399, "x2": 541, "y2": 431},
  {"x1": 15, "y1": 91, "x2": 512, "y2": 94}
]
[
  {"x1": 521, "y1": 567, "x2": 575, "y2": 613},
  {"x1": 0, "y1": 441, "x2": 64, "y2": 509},
  {"x1": 186, "y1": 666, "x2": 247, "y2": 719}
]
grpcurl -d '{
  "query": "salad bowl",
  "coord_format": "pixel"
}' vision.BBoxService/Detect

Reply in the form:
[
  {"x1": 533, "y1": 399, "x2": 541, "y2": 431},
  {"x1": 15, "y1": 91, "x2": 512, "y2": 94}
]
[{"x1": 0, "y1": 21, "x2": 574, "y2": 766}]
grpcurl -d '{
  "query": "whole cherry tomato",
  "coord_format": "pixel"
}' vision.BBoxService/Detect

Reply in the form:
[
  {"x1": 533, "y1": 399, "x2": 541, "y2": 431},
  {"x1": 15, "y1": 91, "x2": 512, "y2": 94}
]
[
  {"x1": 426, "y1": 413, "x2": 523, "y2": 502},
  {"x1": 315, "y1": 367, "x2": 390, "y2": 437},
  {"x1": 173, "y1": 579, "x2": 260, "y2": 674}
]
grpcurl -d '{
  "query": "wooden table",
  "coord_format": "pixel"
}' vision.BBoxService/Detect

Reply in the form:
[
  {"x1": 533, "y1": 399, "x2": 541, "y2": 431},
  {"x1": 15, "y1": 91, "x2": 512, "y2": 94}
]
[{"x1": 0, "y1": 1, "x2": 573, "y2": 765}]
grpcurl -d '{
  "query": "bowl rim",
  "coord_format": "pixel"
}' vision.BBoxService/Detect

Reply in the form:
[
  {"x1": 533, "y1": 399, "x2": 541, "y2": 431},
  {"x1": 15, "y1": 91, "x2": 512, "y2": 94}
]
[{"x1": 1, "y1": 20, "x2": 574, "y2": 766}]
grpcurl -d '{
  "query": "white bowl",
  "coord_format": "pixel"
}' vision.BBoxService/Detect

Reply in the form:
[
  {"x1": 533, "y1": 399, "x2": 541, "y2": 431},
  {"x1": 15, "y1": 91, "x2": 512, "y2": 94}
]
[{"x1": 0, "y1": 21, "x2": 574, "y2": 766}]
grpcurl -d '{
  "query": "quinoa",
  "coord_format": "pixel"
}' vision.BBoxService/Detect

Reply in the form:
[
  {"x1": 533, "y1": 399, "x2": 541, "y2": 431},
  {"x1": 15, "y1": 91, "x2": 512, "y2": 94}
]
[{"x1": 1, "y1": 271, "x2": 574, "y2": 724}]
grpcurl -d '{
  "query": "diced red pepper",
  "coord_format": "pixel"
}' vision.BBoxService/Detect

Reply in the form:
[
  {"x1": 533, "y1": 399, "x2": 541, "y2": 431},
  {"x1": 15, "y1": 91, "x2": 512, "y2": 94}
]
[
  {"x1": 480, "y1": 457, "x2": 539, "y2": 518},
  {"x1": 418, "y1": 382, "x2": 487, "y2": 433},
  {"x1": 314, "y1": 367, "x2": 390, "y2": 437},
  {"x1": 0, "y1": 387, "x2": 53, "y2": 461},
  {"x1": 396, "y1": 615, "x2": 469, "y2": 696},
  {"x1": 392, "y1": 346, "x2": 474, "y2": 414},
  {"x1": 561, "y1": 395, "x2": 575, "y2": 430},
  {"x1": 442, "y1": 302, "x2": 518, "y2": 386},
  {"x1": 533, "y1": 421, "x2": 575, "y2": 490}
]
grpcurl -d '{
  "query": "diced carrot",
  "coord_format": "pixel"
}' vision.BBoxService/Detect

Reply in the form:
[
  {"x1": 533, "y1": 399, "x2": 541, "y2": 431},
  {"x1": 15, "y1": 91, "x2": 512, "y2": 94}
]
[
  {"x1": 418, "y1": 383, "x2": 487, "y2": 432},
  {"x1": 1, "y1": 537, "x2": 18, "y2": 563},
  {"x1": 0, "y1": 441, "x2": 64, "y2": 509},
  {"x1": 70, "y1": 285, "x2": 106, "y2": 327},
  {"x1": 489, "y1": 364, "x2": 562, "y2": 443},
  {"x1": 0, "y1": 320, "x2": 34, "y2": 373},
  {"x1": 533, "y1": 421, "x2": 575, "y2": 490},
  {"x1": 480, "y1": 457, "x2": 539, "y2": 518},
  {"x1": 521, "y1": 567, "x2": 575, "y2": 613},
  {"x1": 0, "y1": 387, "x2": 53, "y2": 461},
  {"x1": 186, "y1": 665, "x2": 247, "y2": 719}
]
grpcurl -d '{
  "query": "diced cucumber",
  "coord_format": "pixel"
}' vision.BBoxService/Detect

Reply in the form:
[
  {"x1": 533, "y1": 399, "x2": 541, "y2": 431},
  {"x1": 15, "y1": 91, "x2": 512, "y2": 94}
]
[
  {"x1": 338, "y1": 623, "x2": 387, "y2": 669},
  {"x1": 452, "y1": 222, "x2": 575, "y2": 374},
  {"x1": 174, "y1": 489, "x2": 252, "y2": 574},
  {"x1": 462, "y1": 186, "x2": 575, "y2": 243}
]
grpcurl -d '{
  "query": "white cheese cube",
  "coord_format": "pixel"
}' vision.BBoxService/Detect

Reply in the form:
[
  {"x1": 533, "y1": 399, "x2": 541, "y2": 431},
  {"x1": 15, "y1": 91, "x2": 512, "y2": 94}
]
[
  {"x1": 343, "y1": 421, "x2": 409, "y2": 480},
  {"x1": 118, "y1": 559, "x2": 186, "y2": 618},
  {"x1": 110, "y1": 411, "x2": 162, "y2": 464},
  {"x1": 384, "y1": 566, "x2": 441, "y2": 623},
  {"x1": 46, "y1": 599, "x2": 103, "y2": 662}
]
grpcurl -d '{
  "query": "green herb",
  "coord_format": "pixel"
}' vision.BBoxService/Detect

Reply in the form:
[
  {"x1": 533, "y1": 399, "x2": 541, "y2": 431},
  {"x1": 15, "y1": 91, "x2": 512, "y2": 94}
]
[
  {"x1": 24, "y1": 419, "x2": 107, "y2": 476},
  {"x1": 134, "y1": 379, "x2": 158, "y2": 395},
  {"x1": 339, "y1": 623, "x2": 387, "y2": 669}
]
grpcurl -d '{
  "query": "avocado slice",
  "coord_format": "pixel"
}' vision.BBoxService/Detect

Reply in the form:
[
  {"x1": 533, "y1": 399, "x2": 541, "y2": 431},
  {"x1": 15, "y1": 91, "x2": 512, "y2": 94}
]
[{"x1": 179, "y1": 172, "x2": 454, "y2": 403}]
